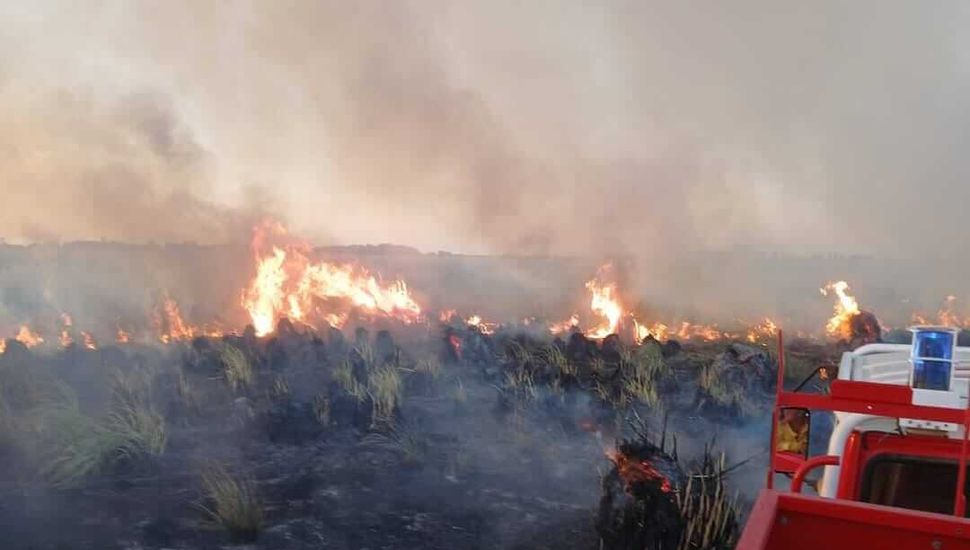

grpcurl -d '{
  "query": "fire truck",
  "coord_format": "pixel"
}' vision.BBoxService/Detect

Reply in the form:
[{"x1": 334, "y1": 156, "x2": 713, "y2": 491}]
[{"x1": 738, "y1": 326, "x2": 970, "y2": 549}]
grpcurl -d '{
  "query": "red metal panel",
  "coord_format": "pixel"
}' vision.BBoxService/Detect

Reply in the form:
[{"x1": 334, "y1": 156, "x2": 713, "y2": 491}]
[
  {"x1": 739, "y1": 490, "x2": 970, "y2": 550},
  {"x1": 735, "y1": 490, "x2": 778, "y2": 550},
  {"x1": 773, "y1": 451, "x2": 805, "y2": 475},
  {"x1": 835, "y1": 431, "x2": 862, "y2": 500},
  {"x1": 955, "y1": 403, "x2": 970, "y2": 516},
  {"x1": 829, "y1": 379, "x2": 912, "y2": 404}
]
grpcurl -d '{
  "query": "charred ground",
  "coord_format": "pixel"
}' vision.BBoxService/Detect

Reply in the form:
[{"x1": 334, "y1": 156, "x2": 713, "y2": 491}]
[{"x1": 0, "y1": 317, "x2": 837, "y2": 550}]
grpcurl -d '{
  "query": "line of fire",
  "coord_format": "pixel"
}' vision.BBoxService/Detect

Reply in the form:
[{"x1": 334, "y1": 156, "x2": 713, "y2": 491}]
[{"x1": 2, "y1": 220, "x2": 970, "y2": 548}]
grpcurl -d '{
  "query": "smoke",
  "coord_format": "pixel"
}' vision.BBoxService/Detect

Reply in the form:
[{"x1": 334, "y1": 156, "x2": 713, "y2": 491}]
[
  {"x1": 3, "y1": 1, "x2": 970, "y2": 323},
  {"x1": 1, "y1": 1, "x2": 965, "y2": 254}
]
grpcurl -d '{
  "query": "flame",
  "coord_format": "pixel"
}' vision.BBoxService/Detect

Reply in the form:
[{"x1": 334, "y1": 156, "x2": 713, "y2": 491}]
[
  {"x1": 633, "y1": 318, "x2": 651, "y2": 343},
  {"x1": 746, "y1": 317, "x2": 779, "y2": 343},
  {"x1": 821, "y1": 280, "x2": 860, "y2": 339},
  {"x1": 241, "y1": 222, "x2": 422, "y2": 337},
  {"x1": 919, "y1": 295, "x2": 970, "y2": 329},
  {"x1": 439, "y1": 309, "x2": 457, "y2": 323},
  {"x1": 448, "y1": 334, "x2": 462, "y2": 360},
  {"x1": 154, "y1": 296, "x2": 196, "y2": 343},
  {"x1": 674, "y1": 321, "x2": 724, "y2": 342},
  {"x1": 16, "y1": 325, "x2": 43, "y2": 348},
  {"x1": 0, "y1": 339, "x2": 5, "y2": 354},
  {"x1": 59, "y1": 313, "x2": 74, "y2": 347},
  {"x1": 585, "y1": 265, "x2": 623, "y2": 339},
  {"x1": 466, "y1": 315, "x2": 496, "y2": 335},
  {"x1": 81, "y1": 331, "x2": 97, "y2": 350},
  {"x1": 116, "y1": 327, "x2": 130, "y2": 344},
  {"x1": 550, "y1": 314, "x2": 580, "y2": 335},
  {"x1": 606, "y1": 448, "x2": 672, "y2": 493}
]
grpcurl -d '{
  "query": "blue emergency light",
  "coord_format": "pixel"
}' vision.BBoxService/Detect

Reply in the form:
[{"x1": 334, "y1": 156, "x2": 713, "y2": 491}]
[{"x1": 910, "y1": 326, "x2": 958, "y2": 391}]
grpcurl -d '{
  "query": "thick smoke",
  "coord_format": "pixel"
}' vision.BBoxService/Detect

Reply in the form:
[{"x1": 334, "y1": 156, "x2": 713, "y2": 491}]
[
  {"x1": 3, "y1": 1, "x2": 967, "y2": 254},
  {"x1": 2, "y1": 1, "x2": 970, "y2": 322}
]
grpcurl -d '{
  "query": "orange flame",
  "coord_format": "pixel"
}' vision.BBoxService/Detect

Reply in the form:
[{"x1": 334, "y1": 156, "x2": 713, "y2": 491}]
[
  {"x1": 241, "y1": 222, "x2": 422, "y2": 336},
  {"x1": 116, "y1": 327, "x2": 131, "y2": 344},
  {"x1": 466, "y1": 315, "x2": 496, "y2": 335},
  {"x1": 821, "y1": 281, "x2": 860, "y2": 339},
  {"x1": 439, "y1": 309, "x2": 457, "y2": 323},
  {"x1": 81, "y1": 331, "x2": 97, "y2": 350},
  {"x1": 550, "y1": 314, "x2": 580, "y2": 335},
  {"x1": 448, "y1": 334, "x2": 462, "y2": 360},
  {"x1": 0, "y1": 339, "x2": 6, "y2": 354},
  {"x1": 15, "y1": 325, "x2": 43, "y2": 348},
  {"x1": 154, "y1": 296, "x2": 196, "y2": 343},
  {"x1": 585, "y1": 265, "x2": 622, "y2": 339},
  {"x1": 746, "y1": 317, "x2": 779, "y2": 343},
  {"x1": 918, "y1": 295, "x2": 970, "y2": 329},
  {"x1": 606, "y1": 448, "x2": 672, "y2": 493}
]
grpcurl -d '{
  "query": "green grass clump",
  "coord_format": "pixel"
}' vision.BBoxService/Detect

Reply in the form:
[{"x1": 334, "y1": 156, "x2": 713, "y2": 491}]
[
  {"x1": 219, "y1": 343, "x2": 253, "y2": 393},
  {"x1": 698, "y1": 363, "x2": 749, "y2": 414},
  {"x1": 386, "y1": 421, "x2": 428, "y2": 466},
  {"x1": 606, "y1": 343, "x2": 667, "y2": 407},
  {"x1": 312, "y1": 394, "x2": 331, "y2": 427},
  {"x1": 415, "y1": 357, "x2": 443, "y2": 380},
  {"x1": 622, "y1": 372, "x2": 658, "y2": 406},
  {"x1": 368, "y1": 364, "x2": 402, "y2": 427},
  {"x1": 199, "y1": 464, "x2": 264, "y2": 542},
  {"x1": 43, "y1": 370, "x2": 166, "y2": 487},
  {"x1": 536, "y1": 344, "x2": 576, "y2": 378},
  {"x1": 503, "y1": 369, "x2": 538, "y2": 401},
  {"x1": 334, "y1": 359, "x2": 367, "y2": 401}
]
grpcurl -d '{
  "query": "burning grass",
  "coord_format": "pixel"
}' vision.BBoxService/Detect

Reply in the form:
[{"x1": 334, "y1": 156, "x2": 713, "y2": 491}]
[
  {"x1": 598, "y1": 418, "x2": 739, "y2": 550},
  {"x1": 0, "y1": 313, "x2": 808, "y2": 548}
]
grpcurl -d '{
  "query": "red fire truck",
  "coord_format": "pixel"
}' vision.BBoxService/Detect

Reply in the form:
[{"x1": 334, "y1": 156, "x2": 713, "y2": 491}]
[{"x1": 738, "y1": 327, "x2": 970, "y2": 549}]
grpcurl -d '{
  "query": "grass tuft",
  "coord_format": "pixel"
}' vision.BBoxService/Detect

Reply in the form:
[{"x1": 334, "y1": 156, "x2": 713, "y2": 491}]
[
  {"x1": 43, "y1": 370, "x2": 166, "y2": 487},
  {"x1": 368, "y1": 364, "x2": 402, "y2": 428},
  {"x1": 199, "y1": 463, "x2": 264, "y2": 542},
  {"x1": 675, "y1": 446, "x2": 739, "y2": 550},
  {"x1": 219, "y1": 343, "x2": 253, "y2": 393}
]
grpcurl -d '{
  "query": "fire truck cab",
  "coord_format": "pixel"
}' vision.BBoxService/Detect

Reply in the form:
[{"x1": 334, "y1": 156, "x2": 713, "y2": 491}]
[{"x1": 738, "y1": 327, "x2": 970, "y2": 549}]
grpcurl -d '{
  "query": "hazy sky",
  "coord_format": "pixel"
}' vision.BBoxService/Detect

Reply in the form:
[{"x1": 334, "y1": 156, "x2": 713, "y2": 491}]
[{"x1": 1, "y1": 1, "x2": 968, "y2": 259}]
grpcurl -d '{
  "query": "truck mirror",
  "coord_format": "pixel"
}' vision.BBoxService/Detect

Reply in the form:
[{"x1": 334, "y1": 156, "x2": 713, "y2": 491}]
[{"x1": 776, "y1": 407, "x2": 811, "y2": 457}]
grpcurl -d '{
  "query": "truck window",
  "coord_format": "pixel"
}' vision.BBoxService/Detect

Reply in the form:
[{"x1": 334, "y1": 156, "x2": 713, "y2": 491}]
[{"x1": 859, "y1": 455, "x2": 970, "y2": 516}]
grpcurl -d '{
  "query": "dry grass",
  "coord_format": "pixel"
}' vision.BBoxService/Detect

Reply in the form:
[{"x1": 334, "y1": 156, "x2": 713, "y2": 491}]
[
  {"x1": 503, "y1": 340, "x2": 533, "y2": 370},
  {"x1": 452, "y1": 378, "x2": 468, "y2": 405},
  {"x1": 536, "y1": 344, "x2": 576, "y2": 378},
  {"x1": 367, "y1": 364, "x2": 402, "y2": 428},
  {"x1": 312, "y1": 394, "x2": 331, "y2": 427},
  {"x1": 503, "y1": 369, "x2": 538, "y2": 400},
  {"x1": 675, "y1": 449, "x2": 739, "y2": 550},
  {"x1": 622, "y1": 372, "x2": 658, "y2": 406},
  {"x1": 270, "y1": 376, "x2": 290, "y2": 401},
  {"x1": 219, "y1": 343, "x2": 253, "y2": 393},
  {"x1": 199, "y1": 463, "x2": 264, "y2": 542},
  {"x1": 386, "y1": 421, "x2": 428, "y2": 466},
  {"x1": 698, "y1": 363, "x2": 750, "y2": 414},
  {"x1": 334, "y1": 359, "x2": 367, "y2": 401},
  {"x1": 176, "y1": 368, "x2": 202, "y2": 415},
  {"x1": 42, "y1": 370, "x2": 166, "y2": 487},
  {"x1": 415, "y1": 357, "x2": 443, "y2": 380}
]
